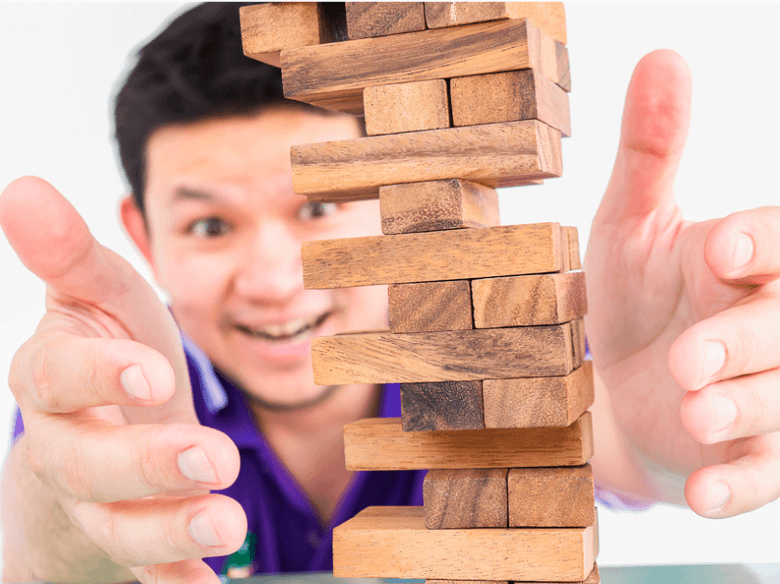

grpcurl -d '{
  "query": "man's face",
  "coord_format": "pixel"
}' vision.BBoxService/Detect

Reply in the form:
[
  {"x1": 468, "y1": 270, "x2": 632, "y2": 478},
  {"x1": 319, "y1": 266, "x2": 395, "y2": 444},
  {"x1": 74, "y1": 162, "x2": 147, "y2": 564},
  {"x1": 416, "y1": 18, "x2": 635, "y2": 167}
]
[{"x1": 139, "y1": 107, "x2": 386, "y2": 409}]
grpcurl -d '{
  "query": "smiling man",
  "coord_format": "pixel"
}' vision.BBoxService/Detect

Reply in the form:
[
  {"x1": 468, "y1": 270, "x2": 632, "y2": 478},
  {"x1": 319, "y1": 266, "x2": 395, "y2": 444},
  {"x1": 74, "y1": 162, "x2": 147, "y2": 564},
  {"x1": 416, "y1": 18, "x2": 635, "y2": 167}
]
[{"x1": 3, "y1": 3, "x2": 780, "y2": 584}]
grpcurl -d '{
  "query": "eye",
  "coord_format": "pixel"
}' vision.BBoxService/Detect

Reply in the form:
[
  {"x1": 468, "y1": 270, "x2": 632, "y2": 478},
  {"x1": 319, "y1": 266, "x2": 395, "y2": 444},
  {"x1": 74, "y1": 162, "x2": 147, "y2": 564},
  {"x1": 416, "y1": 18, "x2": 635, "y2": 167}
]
[
  {"x1": 297, "y1": 201, "x2": 339, "y2": 221},
  {"x1": 188, "y1": 217, "x2": 230, "y2": 238}
]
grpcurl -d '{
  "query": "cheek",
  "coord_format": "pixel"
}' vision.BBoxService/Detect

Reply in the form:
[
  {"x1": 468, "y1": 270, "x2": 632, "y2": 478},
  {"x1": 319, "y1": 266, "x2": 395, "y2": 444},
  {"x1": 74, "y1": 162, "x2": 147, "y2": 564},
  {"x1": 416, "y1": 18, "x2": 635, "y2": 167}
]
[
  {"x1": 340, "y1": 284, "x2": 389, "y2": 329},
  {"x1": 155, "y1": 248, "x2": 233, "y2": 315}
]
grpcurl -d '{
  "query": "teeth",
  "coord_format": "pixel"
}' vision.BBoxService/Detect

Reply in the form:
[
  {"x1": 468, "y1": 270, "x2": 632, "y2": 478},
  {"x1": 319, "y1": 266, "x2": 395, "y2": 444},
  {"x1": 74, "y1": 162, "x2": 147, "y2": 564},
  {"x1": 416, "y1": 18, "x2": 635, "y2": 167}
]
[{"x1": 239, "y1": 313, "x2": 328, "y2": 341}]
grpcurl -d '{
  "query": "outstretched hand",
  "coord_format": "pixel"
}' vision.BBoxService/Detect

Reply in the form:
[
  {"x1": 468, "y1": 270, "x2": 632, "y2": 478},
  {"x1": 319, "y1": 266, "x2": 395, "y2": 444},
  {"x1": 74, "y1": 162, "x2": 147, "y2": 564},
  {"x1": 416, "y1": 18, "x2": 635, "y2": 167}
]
[
  {"x1": 586, "y1": 50, "x2": 780, "y2": 517},
  {"x1": 0, "y1": 177, "x2": 245, "y2": 583}
]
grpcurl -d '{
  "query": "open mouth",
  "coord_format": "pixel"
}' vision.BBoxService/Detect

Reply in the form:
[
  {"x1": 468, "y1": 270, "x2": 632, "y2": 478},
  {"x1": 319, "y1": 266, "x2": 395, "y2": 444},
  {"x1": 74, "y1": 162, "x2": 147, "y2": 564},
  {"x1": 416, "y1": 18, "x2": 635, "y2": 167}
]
[{"x1": 235, "y1": 311, "x2": 331, "y2": 344}]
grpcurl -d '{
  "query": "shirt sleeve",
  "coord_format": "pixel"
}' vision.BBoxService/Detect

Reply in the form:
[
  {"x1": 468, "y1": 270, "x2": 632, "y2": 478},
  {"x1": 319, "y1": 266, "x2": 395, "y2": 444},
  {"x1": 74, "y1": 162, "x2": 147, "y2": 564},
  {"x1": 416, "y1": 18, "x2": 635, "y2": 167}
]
[{"x1": 11, "y1": 406, "x2": 24, "y2": 445}]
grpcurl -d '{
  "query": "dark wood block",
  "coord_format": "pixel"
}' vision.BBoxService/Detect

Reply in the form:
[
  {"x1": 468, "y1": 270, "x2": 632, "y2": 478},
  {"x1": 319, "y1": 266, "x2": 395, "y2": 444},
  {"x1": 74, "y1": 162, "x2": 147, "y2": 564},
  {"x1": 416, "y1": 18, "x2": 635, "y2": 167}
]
[
  {"x1": 424, "y1": 468, "x2": 508, "y2": 528},
  {"x1": 364, "y1": 79, "x2": 450, "y2": 135},
  {"x1": 401, "y1": 380, "x2": 484, "y2": 431},
  {"x1": 389, "y1": 281, "x2": 473, "y2": 333},
  {"x1": 508, "y1": 465, "x2": 596, "y2": 527},
  {"x1": 451, "y1": 69, "x2": 571, "y2": 136},
  {"x1": 346, "y1": 2, "x2": 426, "y2": 40}
]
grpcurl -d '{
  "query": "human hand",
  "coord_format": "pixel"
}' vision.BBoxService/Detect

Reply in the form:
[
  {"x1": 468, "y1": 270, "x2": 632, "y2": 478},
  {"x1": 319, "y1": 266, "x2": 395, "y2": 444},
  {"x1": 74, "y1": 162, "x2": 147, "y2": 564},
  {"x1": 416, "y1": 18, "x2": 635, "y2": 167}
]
[
  {"x1": 585, "y1": 50, "x2": 780, "y2": 518},
  {"x1": 0, "y1": 177, "x2": 246, "y2": 583}
]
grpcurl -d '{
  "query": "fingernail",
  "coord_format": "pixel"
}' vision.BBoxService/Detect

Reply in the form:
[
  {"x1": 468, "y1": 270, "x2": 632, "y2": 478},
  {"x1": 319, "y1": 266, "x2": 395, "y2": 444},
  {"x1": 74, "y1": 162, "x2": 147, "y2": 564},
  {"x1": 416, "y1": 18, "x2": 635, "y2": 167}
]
[
  {"x1": 120, "y1": 365, "x2": 151, "y2": 401},
  {"x1": 189, "y1": 509, "x2": 222, "y2": 547},
  {"x1": 178, "y1": 446, "x2": 218, "y2": 484},
  {"x1": 707, "y1": 481, "x2": 730, "y2": 513},
  {"x1": 713, "y1": 394, "x2": 737, "y2": 434},
  {"x1": 732, "y1": 232, "x2": 754, "y2": 272},
  {"x1": 700, "y1": 341, "x2": 726, "y2": 387}
]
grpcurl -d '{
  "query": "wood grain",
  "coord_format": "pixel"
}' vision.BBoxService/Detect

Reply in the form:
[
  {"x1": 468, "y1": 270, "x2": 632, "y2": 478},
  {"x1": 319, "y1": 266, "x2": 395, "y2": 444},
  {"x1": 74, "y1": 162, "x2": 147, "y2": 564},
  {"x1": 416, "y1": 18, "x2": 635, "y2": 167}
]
[
  {"x1": 380, "y1": 179, "x2": 500, "y2": 235},
  {"x1": 401, "y1": 381, "x2": 484, "y2": 431},
  {"x1": 508, "y1": 465, "x2": 595, "y2": 527},
  {"x1": 333, "y1": 505, "x2": 597, "y2": 581},
  {"x1": 291, "y1": 120, "x2": 562, "y2": 201},
  {"x1": 303, "y1": 222, "x2": 562, "y2": 289},
  {"x1": 239, "y1": 3, "x2": 346, "y2": 68},
  {"x1": 451, "y1": 69, "x2": 571, "y2": 136},
  {"x1": 424, "y1": 2, "x2": 567, "y2": 45},
  {"x1": 565, "y1": 226, "x2": 581, "y2": 269},
  {"x1": 571, "y1": 317, "x2": 586, "y2": 367},
  {"x1": 343, "y1": 413, "x2": 593, "y2": 470},
  {"x1": 427, "y1": 567, "x2": 600, "y2": 584},
  {"x1": 472, "y1": 271, "x2": 587, "y2": 328},
  {"x1": 346, "y1": 2, "x2": 426, "y2": 40},
  {"x1": 364, "y1": 79, "x2": 450, "y2": 136},
  {"x1": 424, "y1": 469, "x2": 508, "y2": 528},
  {"x1": 483, "y1": 361, "x2": 594, "y2": 429},
  {"x1": 280, "y1": 19, "x2": 559, "y2": 114},
  {"x1": 389, "y1": 281, "x2": 473, "y2": 333},
  {"x1": 312, "y1": 324, "x2": 577, "y2": 385}
]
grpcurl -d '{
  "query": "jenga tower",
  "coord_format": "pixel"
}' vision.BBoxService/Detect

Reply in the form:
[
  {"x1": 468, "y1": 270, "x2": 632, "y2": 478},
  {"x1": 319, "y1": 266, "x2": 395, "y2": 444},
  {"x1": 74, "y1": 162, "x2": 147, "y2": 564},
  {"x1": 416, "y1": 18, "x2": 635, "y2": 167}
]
[{"x1": 241, "y1": 3, "x2": 598, "y2": 582}]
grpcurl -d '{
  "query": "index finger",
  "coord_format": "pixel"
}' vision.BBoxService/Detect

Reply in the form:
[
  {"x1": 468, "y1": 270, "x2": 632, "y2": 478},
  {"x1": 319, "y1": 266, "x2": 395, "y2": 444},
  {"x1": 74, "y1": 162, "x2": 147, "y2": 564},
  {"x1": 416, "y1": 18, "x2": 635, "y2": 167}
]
[{"x1": 0, "y1": 176, "x2": 196, "y2": 426}]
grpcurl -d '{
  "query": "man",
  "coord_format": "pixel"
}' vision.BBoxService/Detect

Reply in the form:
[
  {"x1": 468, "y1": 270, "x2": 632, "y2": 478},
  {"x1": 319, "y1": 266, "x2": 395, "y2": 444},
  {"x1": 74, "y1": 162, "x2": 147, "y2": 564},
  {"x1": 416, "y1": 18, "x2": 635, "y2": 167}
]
[{"x1": 2, "y1": 3, "x2": 779, "y2": 584}]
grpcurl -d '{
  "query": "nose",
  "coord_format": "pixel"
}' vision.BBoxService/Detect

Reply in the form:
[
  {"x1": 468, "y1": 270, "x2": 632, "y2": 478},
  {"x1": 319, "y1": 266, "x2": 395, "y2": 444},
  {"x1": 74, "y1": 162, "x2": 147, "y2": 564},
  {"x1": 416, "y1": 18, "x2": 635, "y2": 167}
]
[{"x1": 233, "y1": 219, "x2": 303, "y2": 303}]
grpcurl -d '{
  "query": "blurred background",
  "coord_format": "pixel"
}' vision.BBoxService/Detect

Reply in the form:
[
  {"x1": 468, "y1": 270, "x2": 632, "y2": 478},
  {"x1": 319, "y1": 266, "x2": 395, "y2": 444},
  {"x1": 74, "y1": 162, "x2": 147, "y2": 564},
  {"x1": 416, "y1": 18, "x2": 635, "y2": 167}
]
[{"x1": 1, "y1": 2, "x2": 779, "y2": 572}]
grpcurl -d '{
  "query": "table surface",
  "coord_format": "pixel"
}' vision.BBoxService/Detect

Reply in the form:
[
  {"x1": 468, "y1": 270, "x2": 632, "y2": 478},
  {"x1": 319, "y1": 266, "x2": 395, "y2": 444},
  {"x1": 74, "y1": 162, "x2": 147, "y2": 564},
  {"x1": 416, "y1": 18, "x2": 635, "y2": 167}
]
[{"x1": 227, "y1": 565, "x2": 780, "y2": 584}]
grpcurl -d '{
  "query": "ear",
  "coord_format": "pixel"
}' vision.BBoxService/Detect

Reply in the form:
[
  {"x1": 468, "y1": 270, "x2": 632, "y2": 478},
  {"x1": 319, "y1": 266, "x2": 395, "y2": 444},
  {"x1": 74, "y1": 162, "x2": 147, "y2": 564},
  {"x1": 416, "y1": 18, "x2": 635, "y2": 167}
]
[{"x1": 120, "y1": 195, "x2": 154, "y2": 267}]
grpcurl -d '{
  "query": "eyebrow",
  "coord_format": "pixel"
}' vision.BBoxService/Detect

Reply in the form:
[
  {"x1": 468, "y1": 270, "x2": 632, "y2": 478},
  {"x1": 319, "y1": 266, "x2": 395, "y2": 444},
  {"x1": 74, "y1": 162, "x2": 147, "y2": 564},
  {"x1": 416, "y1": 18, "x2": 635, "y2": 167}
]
[{"x1": 171, "y1": 187, "x2": 223, "y2": 204}]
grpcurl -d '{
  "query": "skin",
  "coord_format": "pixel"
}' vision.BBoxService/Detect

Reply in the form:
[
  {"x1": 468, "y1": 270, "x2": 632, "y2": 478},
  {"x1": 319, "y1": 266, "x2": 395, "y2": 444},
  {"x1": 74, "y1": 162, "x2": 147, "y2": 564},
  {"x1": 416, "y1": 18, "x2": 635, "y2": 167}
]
[{"x1": 1, "y1": 51, "x2": 779, "y2": 584}]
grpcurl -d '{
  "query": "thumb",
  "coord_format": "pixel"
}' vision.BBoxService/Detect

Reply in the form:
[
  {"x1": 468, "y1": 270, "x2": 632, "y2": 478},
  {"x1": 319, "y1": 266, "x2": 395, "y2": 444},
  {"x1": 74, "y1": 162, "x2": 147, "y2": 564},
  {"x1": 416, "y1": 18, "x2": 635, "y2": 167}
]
[
  {"x1": 598, "y1": 49, "x2": 692, "y2": 224},
  {"x1": 0, "y1": 176, "x2": 197, "y2": 426}
]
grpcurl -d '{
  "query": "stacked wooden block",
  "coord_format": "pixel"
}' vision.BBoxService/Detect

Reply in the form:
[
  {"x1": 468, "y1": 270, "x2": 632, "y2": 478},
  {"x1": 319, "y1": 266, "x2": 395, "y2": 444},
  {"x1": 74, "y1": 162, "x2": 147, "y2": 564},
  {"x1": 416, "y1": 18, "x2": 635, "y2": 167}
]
[{"x1": 241, "y1": 3, "x2": 598, "y2": 582}]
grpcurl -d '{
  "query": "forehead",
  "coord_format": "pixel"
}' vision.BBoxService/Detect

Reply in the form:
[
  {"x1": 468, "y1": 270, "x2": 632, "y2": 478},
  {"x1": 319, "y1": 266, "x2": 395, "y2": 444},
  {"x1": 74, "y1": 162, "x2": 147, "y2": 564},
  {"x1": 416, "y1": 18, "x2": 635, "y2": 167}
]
[{"x1": 144, "y1": 107, "x2": 361, "y2": 196}]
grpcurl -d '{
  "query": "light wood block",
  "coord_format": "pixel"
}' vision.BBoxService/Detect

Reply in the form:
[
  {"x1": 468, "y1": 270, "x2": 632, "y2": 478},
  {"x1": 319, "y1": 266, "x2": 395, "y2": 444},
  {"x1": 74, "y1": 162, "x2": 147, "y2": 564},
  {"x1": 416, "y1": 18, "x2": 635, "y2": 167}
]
[
  {"x1": 555, "y1": 38, "x2": 572, "y2": 92},
  {"x1": 380, "y1": 179, "x2": 500, "y2": 235},
  {"x1": 346, "y1": 2, "x2": 426, "y2": 40},
  {"x1": 451, "y1": 69, "x2": 571, "y2": 136},
  {"x1": 389, "y1": 281, "x2": 473, "y2": 333},
  {"x1": 424, "y1": 2, "x2": 567, "y2": 45},
  {"x1": 280, "y1": 19, "x2": 561, "y2": 114},
  {"x1": 472, "y1": 271, "x2": 587, "y2": 328},
  {"x1": 333, "y1": 506, "x2": 597, "y2": 581},
  {"x1": 509, "y1": 465, "x2": 596, "y2": 527},
  {"x1": 566, "y1": 225, "x2": 581, "y2": 269},
  {"x1": 343, "y1": 413, "x2": 593, "y2": 470},
  {"x1": 426, "y1": 565, "x2": 601, "y2": 584},
  {"x1": 401, "y1": 381, "x2": 484, "y2": 431},
  {"x1": 312, "y1": 324, "x2": 578, "y2": 385},
  {"x1": 239, "y1": 3, "x2": 346, "y2": 68},
  {"x1": 291, "y1": 120, "x2": 562, "y2": 202},
  {"x1": 571, "y1": 317, "x2": 586, "y2": 366},
  {"x1": 303, "y1": 222, "x2": 562, "y2": 289},
  {"x1": 483, "y1": 361, "x2": 594, "y2": 429},
  {"x1": 424, "y1": 469, "x2": 508, "y2": 528},
  {"x1": 364, "y1": 79, "x2": 450, "y2": 135}
]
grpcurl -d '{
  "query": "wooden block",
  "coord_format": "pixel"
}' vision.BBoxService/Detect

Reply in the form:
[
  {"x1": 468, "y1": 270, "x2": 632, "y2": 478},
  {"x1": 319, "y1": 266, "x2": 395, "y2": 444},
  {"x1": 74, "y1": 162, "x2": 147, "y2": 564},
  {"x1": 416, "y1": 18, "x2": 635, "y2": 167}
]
[
  {"x1": 450, "y1": 69, "x2": 571, "y2": 136},
  {"x1": 389, "y1": 281, "x2": 473, "y2": 333},
  {"x1": 401, "y1": 381, "x2": 484, "y2": 431},
  {"x1": 344, "y1": 413, "x2": 593, "y2": 470},
  {"x1": 555, "y1": 38, "x2": 572, "y2": 92},
  {"x1": 571, "y1": 317, "x2": 586, "y2": 366},
  {"x1": 281, "y1": 19, "x2": 560, "y2": 114},
  {"x1": 333, "y1": 505, "x2": 597, "y2": 581},
  {"x1": 380, "y1": 179, "x2": 500, "y2": 235},
  {"x1": 424, "y1": 469, "x2": 508, "y2": 528},
  {"x1": 472, "y1": 271, "x2": 587, "y2": 328},
  {"x1": 565, "y1": 225, "x2": 581, "y2": 269},
  {"x1": 560, "y1": 223, "x2": 572, "y2": 272},
  {"x1": 346, "y1": 2, "x2": 426, "y2": 40},
  {"x1": 508, "y1": 465, "x2": 595, "y2": 527},
  {"x1": 424, "y1": 2, "x2": 567, "y2": 45},
  {"x1": 291, "y1": 120, "x2": 562, "y2": 201},
  {"x1": 239, "y1": 3, "x2": 346, "y2": 68},
  {"x1": 312, "y1": 324, "x2": 578, "y2": 385},
  {"x1": 303, "y1": 222, "x2": 562, "y2": 289},
  {"x1": 364, "y1": 79, "x2": 450, "y2": 135},
  {"x1": 483, "y1": 361, "x2": 594, "y2": 429}
]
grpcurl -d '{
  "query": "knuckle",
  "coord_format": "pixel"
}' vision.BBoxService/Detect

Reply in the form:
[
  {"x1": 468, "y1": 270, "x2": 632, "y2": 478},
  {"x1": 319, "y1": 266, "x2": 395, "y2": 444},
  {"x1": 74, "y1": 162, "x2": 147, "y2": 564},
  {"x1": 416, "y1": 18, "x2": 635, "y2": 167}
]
[
  {"x1": 28, "y1": 343, "x2": 64, "y2": 412},
  {"x1": 135, "y1": 428, "x2": 173, "y2": 492}
]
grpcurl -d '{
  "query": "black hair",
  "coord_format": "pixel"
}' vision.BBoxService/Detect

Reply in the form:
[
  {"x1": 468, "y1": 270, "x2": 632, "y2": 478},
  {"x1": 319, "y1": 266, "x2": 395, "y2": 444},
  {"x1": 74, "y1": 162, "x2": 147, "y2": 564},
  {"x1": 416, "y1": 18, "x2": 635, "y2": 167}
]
[{"x1": 114, "y1": 2, "x2": 318, "y2": 215}]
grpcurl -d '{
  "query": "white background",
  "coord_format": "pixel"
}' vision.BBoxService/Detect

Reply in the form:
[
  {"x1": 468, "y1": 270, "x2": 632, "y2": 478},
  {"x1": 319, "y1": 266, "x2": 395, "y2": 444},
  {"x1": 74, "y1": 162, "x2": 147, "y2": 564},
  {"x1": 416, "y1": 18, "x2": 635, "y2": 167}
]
[{"x1": 1, "y1": 2, "x2": 779, "y2": 572}]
